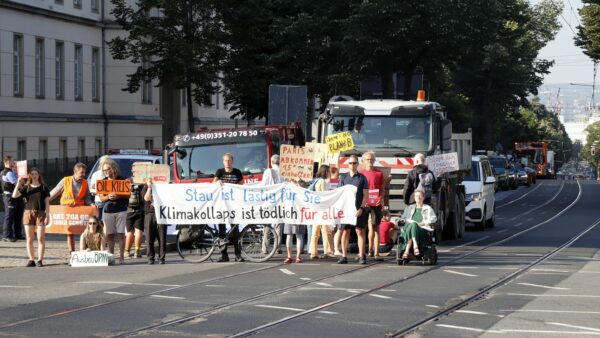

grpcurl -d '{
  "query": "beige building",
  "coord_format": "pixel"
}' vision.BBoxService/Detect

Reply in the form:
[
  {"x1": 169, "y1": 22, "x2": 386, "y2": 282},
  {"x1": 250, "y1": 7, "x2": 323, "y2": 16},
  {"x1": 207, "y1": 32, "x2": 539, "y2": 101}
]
[{"x1": 0, "y1": 0, "x2": 239, "y2": 162}]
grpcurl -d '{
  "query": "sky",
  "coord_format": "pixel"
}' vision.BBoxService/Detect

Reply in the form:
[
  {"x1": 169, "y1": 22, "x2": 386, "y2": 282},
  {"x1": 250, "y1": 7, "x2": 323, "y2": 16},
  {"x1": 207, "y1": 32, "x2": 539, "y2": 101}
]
[{"x1": 536, "y1": 0, "x2": 596, "y2": 85}]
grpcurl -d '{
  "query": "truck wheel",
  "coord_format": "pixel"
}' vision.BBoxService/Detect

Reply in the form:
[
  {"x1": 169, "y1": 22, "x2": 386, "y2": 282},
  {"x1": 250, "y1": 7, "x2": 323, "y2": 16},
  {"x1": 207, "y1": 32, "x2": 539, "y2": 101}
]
[{"x1": 458, "y1": 193, "x2": 466, "y2": 239}]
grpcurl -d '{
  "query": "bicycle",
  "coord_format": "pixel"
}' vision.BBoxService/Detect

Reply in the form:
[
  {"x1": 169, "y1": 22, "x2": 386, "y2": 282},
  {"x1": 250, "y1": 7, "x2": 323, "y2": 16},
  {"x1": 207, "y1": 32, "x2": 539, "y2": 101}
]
[{"x1": 176, "y1": 223, "x2": 279, "y2": 263}]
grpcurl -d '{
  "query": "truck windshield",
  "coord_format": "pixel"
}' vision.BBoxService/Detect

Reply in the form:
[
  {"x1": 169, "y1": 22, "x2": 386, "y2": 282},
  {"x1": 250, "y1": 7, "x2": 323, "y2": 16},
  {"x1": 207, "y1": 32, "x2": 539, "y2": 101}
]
[
  {"x1": 176, "y1": 141, "x2": 268, "y2": 179},
  {"x1": 327, "y1": 116, "x2": 431, "y2": 152},
  {"x1": 463, "y1": 161, "x2": 480, "y2": 181},
  {"x1": 515, "y1": 150, "x2": 543, "y2": 164},
  {"x1": 489, "y1": 158, "x2": 506, "y2": 174}
]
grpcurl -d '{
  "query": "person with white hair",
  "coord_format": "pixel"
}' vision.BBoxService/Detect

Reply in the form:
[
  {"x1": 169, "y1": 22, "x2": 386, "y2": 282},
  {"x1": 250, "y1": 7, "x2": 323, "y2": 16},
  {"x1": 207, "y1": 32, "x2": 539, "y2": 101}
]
[
  {"x1": 261, "y1": 154, "x2": 283, "y2": 254},
  {"x1": 403, "y1": 153, "x2": 435, "y2": 205}
]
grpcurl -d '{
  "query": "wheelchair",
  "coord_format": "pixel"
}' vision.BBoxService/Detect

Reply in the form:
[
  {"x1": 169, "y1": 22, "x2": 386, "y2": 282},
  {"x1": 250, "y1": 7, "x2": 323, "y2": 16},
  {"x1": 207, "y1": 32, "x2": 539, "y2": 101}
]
[{"x1": 395, "y1": 219, "x2": 438, "y2": 266}]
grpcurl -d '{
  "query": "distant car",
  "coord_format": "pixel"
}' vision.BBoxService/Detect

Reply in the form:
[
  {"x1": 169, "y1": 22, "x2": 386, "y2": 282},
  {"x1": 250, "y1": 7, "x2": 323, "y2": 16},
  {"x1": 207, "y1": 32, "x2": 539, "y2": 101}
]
[
  {"x1": 489, "y1": 156, "x2": 510, "y2": 191},
  {"x1": 506, "y1": 164, "x2": 519, "y2": 190},
  {"x1": 524, "y1": 167, "x2": 537, "y2": 184},
  {"x1": 464, "y1": 155, "x2": 496, "y2": 231},
  {"x1": 88, "y1": 149, "x2": 163, "y2": 179}
]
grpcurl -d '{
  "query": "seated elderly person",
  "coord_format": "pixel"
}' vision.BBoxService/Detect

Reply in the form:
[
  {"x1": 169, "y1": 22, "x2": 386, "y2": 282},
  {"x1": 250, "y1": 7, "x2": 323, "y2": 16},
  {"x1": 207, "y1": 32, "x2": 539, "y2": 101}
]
[{"x1": 398, "y1": 188, "x2": 437, "y2": 259}]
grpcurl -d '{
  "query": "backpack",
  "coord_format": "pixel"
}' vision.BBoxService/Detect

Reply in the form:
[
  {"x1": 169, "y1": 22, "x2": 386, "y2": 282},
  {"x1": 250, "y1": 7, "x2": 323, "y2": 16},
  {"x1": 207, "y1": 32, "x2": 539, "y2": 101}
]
[
  {"x1": 307, "y1": 178, "x2": 321, "y2": 191},
  {"x1": 128, "y1": 184, "x2": 142, "y2": 209},
  {"x1": 417, "y1": 172, "x2": 434, "y2": 200}
]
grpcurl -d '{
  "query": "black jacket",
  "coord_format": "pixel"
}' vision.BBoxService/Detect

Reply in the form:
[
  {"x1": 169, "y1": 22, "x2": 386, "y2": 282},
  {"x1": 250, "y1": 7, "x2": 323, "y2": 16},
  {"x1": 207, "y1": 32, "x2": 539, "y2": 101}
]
[{"x1": 403, "y1": 164, "x2": 435, "y2": 205}]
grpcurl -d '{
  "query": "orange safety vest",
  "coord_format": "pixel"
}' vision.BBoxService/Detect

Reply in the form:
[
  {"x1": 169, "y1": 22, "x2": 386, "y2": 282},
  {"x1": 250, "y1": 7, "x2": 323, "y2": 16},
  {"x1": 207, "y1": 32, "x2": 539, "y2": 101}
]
[{"x1": 60, "y1": 176, "x2": 88, "y2": 205}]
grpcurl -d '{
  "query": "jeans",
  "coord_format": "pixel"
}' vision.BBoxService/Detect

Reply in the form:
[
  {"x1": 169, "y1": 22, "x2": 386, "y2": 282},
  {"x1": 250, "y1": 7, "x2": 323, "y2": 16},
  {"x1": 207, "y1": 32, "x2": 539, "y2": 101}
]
[
  {"x1": 3, "y1": 194, "x2": 23, "y2": 239},
  {"x1": 146, "y1": 212, "x2": 166, "y2": 262},
  {"x1": 218, "y1": 224, "x2": 240, "y2": 258}
]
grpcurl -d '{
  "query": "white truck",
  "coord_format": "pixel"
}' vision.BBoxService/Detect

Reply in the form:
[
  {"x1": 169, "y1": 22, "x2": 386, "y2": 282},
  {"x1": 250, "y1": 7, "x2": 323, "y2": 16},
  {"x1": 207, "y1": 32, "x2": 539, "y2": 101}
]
[{"x1": 315, "y1": 99, "x2": 472, "y2": 240}]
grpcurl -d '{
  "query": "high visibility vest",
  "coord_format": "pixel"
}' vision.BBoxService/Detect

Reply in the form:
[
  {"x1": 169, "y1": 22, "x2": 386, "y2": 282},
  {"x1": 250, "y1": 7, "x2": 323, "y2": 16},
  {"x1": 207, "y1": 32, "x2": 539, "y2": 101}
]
[{"x1": 60, "y1": 176, "x2": 88, "y2": 205}]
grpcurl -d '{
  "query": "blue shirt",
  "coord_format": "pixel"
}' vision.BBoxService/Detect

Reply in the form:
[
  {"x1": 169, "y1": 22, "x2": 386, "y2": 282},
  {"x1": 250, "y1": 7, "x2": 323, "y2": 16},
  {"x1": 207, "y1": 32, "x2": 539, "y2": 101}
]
[{"x1": 338, "y1": 171, "x2": 369, "y2": 209}]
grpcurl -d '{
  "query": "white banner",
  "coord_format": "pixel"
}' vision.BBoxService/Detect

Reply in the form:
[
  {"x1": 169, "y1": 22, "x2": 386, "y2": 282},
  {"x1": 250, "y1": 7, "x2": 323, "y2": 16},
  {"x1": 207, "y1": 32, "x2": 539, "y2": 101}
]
[
  {"x1": 426, "y1": 152, "x2": 459, "y2": 176},
  {"x1": 152, "y1": 183, "x2": 358, "y2": 226}
]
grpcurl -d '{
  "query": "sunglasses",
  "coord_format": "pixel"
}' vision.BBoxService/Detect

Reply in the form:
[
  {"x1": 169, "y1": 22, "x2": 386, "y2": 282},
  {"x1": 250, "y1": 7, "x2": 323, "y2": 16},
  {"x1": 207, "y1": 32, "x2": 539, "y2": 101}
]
[
  {"x1": 88, "y1": 222, "x2": 98, "y2": 225},
  {"x1": 347, "y1": 162, "x2": 358, "y2": 165}
]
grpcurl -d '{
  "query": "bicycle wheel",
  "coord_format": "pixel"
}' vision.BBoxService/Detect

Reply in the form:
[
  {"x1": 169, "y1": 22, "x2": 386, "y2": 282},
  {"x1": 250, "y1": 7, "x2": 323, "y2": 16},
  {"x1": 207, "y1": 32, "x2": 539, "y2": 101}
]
[
  {"x1": 239, "y1": 224, "x2": 279, "y2": 263},
  {"x1": 176, "y1": 225, "x2": 216, "y2": 263}
]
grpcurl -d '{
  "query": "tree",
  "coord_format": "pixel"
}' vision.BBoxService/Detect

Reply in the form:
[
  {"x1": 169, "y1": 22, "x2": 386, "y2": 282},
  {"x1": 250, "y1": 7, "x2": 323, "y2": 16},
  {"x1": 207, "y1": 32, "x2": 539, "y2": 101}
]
[
  {"x1": 575, "y1": 0, "x2": 600, "y2": 62},
  {"x1": 581, "y1": 121, "x2": 600, "y2": 173},
  {"x1": 108, "y1": 0, "x2": 227, "y2": 133}
]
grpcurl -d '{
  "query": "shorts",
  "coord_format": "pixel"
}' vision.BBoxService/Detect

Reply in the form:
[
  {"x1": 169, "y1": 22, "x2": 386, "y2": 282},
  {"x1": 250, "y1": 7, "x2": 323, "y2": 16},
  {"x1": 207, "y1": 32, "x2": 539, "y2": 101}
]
[
  {"x1": 103, "y1": 211, "x2": 127, "y2": 235},
  {"x1": 283, "y1": 224, "x2": 307, "y2": 235},
  {"x1": 366, "y1": 207, "x2": 382, "y2": 228},
  {"x1": 126, "y1": 211, "x2": 144, "y2": 232},
  {"x1": 378, "y1": 242, "x2": 394, "y2": 253},
  {"x1": 338, "y1": 210, "x2": 369, "y2": 230},
  {"x1": 23, "y1": 209, "x2": 46, "y2": 226}
]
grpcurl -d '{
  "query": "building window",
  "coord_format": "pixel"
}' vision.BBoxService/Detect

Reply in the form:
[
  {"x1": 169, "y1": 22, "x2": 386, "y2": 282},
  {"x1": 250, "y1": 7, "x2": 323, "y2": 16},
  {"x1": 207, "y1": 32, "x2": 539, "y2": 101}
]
[
  {"x1": 17, "y1": 139, "x2": 26, "y2": 160},
  {"x1": 181, "y1": 88, "x2": 187, "y2": 106},
  {"x1": 78, "y1": 138, "x2": 85, "y2": 158},
  {"x1": 92, "y1": 48, "x2": 100, "y2": 101},
  {"x1": 74, "y1": 45, "x2": 83, "y2": 100},
  {"x1": 13, "y1": 34, "x2": 24, "y2": 96},
  {"x1": 145, "y1": 138, "x2": 154, "y2": 151},
  {"x1": 73, "y1": 0, "x2": 81, "y2": 9},
  {"x1": 95, "y1": 138, "x2": 103, "y2": 157},
  {"x1": 141, "y1": 60, "x2": 152, "y2": 104},
  {"x1": 35, "y1": 38, "x2": 45, "y2": 98},
  {"x1": 55, "y1": 41, "x2": 65, "y2": 99},
  {"x1": 59, "y1": 138, "x2": 67, "y2": 159},
  {"x1": 55, "y1": 0, "x2": 63, "y2": 4},
  {"x1": 39, "y1": 139, "x2": 48, "y2": 160},
  {"x1": 91, "y1": 0, "x2": 98, "y2": 12}
]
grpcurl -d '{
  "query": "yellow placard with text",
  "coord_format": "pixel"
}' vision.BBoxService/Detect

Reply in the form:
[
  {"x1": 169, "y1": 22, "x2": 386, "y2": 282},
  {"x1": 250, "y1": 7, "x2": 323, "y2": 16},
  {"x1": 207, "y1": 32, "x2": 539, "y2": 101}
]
[{"x1": 325, "y1": 132, "x2": 354, "y2": 153}]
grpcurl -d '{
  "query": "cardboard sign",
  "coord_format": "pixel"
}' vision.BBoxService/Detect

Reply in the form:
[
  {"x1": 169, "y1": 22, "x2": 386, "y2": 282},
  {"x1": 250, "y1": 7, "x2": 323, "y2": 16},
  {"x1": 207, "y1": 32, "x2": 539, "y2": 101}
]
[
  {"x1": 16, "y1": 161, "x2": 27, "y2": 178},
  {"x1": 426, "y1": 152, "x2": 459, "y2": 176},
  {"x1": 305, "y1": 142, "x2": 339, "y2": 168},
  {"x1": 325, "y1": 132, "x2": 355, "y2": 153},
  {"x1": 46, "y1": 205, "x2": 98, "y2": 235},
  {"x1": 96, "y1": 179, "x2": 131, "y2": 196},
  {"x1": 279, "y1": 144, "x2": 314, "y2": 180},
  {"x1": 70, "y1": 251, "x2": 113, "y2": 267},
  {"x1": 132, "y1": 162, "x2": 170, "y2": 184}
]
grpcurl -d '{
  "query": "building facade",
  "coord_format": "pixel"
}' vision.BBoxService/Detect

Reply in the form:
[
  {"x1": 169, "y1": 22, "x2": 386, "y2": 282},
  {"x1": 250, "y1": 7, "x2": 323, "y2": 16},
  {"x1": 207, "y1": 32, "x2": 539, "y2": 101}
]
[{"x1": 0, "y1": 0, "x2": 238, "y2": 163}]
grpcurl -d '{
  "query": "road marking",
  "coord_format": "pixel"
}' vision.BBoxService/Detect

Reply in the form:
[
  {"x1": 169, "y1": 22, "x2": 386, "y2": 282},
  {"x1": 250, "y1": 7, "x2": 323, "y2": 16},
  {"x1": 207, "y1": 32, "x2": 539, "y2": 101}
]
[
  {"x1": 369, "y1": 294, "x2": 392, "y2": 299},
  {"x1": 489, "y1": 267, "x2": 516, "y2": 270},
  {"x1": 150, "y1": 295, "x2": 185, "y2": 300},
  {"x1": 568, "y1": 256, "x2": 600, "y2": 261},
  {"x1": 517, "y1": 282, "x2": 570, "y2": 290},
  {"x1": 77, "y1": 281, "x2": 181, "y2": 287},
  {"x1": 381, "y1": 289, "x2": 396, "y2": 292},
  {"x1": 301, "y1": 287, "x2": 366, "y2": 292},
  {"x1": 205, "y1": 284, "x2": 224, "y2": 287},
  {"x1": 531, "y1": 268, "x2": 571, "y2": 273},
  {"x1": 318, "y1": 311, "x2": 338, "y2": 315},
  {"x1": 513, "y1": 222, "x2": 523, "y2": 227},
  {"x1": 436, "y1": 324, "x2": 600, "y2": 335},
  {"x1": 497, "y1": 229, "x2": 508, "y2": 234},
  {"x1": 508, "y1": 293, "x2": 600, "y2": 298},
  {"x1": 300, "y1": 277, "x2": 311, "y2": 280},
  {"x1": 436, "y1": 324, "x2": 486, "y2": 333},
  {"x1": 455, "y1": 310, "x2": 488, "y2": 315},
  {"x1": 447, "y1": 266, "x2": 478, "y2": 269},
  {"x1": 548, "y1": 322, "x2": 600, "y2": 333},
  {"x1": 426, "y1": 305, "x2": 441, "y2": 308},
  {"x1": 580, "y1": 271, "x2": 600, "y2": 274},
  {"x1": 315, "y1": 282, "x2": 332, "y2": 287},
  {"x1": 279, "y1": 269, "x2": 295, "y2": 275},
  {"x1": 104, "y1": 291, "x2": 132, "y2": 296},
  {"x1": 502, "y1": 309, "x2": 600, "y2": 315},
  {"x1": 444, "y1": 269, "x2": 477, "y2": 277},
  {"x1": 0, "y1": 285, "x2": 32, "y2": 288},
  {"x1": 255, "y1": 305, "x2": 304, "y2": 312}
]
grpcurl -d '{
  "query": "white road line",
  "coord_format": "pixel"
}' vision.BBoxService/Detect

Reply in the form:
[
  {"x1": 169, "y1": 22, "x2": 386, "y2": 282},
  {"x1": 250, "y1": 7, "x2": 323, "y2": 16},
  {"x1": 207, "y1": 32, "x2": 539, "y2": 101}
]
[
  {"x1": 150, "y1": 295, "x2": 185, "y2": 300},
  {"x1": 0, "y1": 285, "x2": 32, "y2": 288},
  {"x1": 435, "y1": 324, "x2": 485, "y2": 333},
  {"x1": 77, "y1": 281, "x2": 181, "y2": 287},
  {"x1": 205, "y1": 285, "x2": 224, "y2": 287},
  {"x1": 381, "y1": 289, "x2": 396, "y2": 292},
  {"x1": 315, "y1": 282, "x2": 333, "y2": 287},
  {"x1": 369, "y1": 294, "x2": 392, "y2": 299},
  {"x1": 455, "y1": 310, "x2": 489, "y2": 315},
  {"x1": 580, "y1": 271, "x2": 600, "y2": 274},
  {"x1": 426, "y1": 305, "x2": 441, "y2": 308},
  {"x1": 300, "y1": 277, "x2": 311, "y2": 281},
  {"x1": 517, "y1": 282, "x2": 570, "y2": 290},
  {"x1": 318, "y1": 311, "x2": 338, "y2": 315},
  {"x1": 568, "y1": 256, "x2": 600, "y2": 261},
  {"x1": 513, "y1": 222, "x2": 523, "y2": 227},
  {"x1": 104, "y1": 291, "x2": 132, "y2": 296},
  {"x1": 255, "y1": 305, "x2": 304, "y2": 312},
  {"x1": 279, "y1": 268, "x2": 295, "y2": 275},
  {"x1": 489, "y1": 267, "x2": 517, "y2": 270},
  {"x1": 436, "y1": 324, "x2": 600, "y2": 335},
  {"x1": 448, "y1": 266, "x2": 478, "y2": 269},
  {"x1": 548, "y1": 322, "x2": 600, "y2": 333},
  {"x1": 301, "y1": 287, "x2": 366, "y2": 292},
  {"x1": 497, "y1": 229, "x2": 508, "y2": 234},
  {"x1": 508, "y1": 293, "x2": 600, "y2": 298},
  {"x1": 502, "y1": 309, "x2": 600, "y2": 315},
  {"x1": 531, "y1": 268, "x2": 571, "y2": 273},
  {"x1": 444, "y1": 269, "x2": 478, "y2": 277}
]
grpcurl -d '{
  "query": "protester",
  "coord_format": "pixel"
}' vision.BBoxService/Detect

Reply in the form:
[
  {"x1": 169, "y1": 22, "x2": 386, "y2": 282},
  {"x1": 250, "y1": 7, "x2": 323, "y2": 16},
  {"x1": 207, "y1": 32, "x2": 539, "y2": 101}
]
[
  {"x1": 143, "y1": 179, "x2": 166, "y2": 264},
  {"x1": 335, "y1": 154, "x2": 369, "y2": 264},
  {"x1": 261, "y1": 154, "x2": 283, "y2": 254},
  {"x1": 403, "y1": 153, "x2": 435, "y2": 205},
  {"x1": 124, "y1": 179, "x2": 145, "y2": 258},
  {"x1": 359, "y1": 151, "x2": 385, "y2": 260},
  {"x1": 80, "y1": 215, "x2": 105, "y2": 251},
  {"x1": 50, "y1": 162, "x2": 93, "y2": 253},
  {"x1": 308, "y1": 164, "x2": 334, "y2": 259},
  {"x1": 377, "y1": 210, "x2": 398, "y2": 254},
  {"x1": 399, "y1": 189, "x2": 437, "y2": 259},
  {"x1": 2, "y1": 156, "x2": 23, "y2": 242},
  {"x1": 98, "y1": 159, "x2": 128, "y2": 264},
  {"x1": 89, "y1": 155, "x2": 109, "y2": 219},
  {"x1": 213, "y1": 153, "x2": 244, "y2": 262},
  {"x1": 12, "y1": 168, "x2": 50, "y2": 267}
]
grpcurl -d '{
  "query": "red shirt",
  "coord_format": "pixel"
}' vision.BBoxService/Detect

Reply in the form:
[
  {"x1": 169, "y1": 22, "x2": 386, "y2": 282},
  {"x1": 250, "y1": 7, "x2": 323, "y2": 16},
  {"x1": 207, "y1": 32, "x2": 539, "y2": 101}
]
[
  {"x1": 327, "y1": 177, "x2": 339, "y2": 191},
  {"x1": 379, "y1": 220, "x2": 395, "y2": 244},
  {"x1": 360, "y1": 168, "x2": 384, "y2": 206}
]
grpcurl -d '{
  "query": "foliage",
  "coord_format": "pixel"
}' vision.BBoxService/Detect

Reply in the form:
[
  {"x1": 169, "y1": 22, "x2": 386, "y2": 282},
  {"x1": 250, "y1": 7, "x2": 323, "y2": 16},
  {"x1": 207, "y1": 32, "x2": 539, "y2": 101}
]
[
  {"x1": 575, "y1": 0, "x2": 600, "y2": 61},
  {"x1": 581, "y1": 121, "x2": 600, "y2": 170}
]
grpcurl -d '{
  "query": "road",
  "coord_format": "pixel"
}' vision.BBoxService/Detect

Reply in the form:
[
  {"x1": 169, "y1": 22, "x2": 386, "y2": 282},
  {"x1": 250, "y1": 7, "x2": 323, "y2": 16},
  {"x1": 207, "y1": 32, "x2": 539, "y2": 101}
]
[{"x1": 0, "y1": 179, "x2": 598, "y2": 337}]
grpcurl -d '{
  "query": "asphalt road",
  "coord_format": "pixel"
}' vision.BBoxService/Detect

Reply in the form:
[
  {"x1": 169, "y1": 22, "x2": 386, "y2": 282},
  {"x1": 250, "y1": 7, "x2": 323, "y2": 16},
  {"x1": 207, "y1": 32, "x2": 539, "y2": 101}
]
[{"x1": 0, "y1": 179, "x2": 598, "y2": 338}]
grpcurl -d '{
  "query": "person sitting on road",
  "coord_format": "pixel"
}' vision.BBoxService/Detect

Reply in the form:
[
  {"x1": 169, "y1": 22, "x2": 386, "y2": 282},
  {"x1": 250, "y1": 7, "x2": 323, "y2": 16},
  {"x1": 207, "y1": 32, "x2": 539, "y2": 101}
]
[
  {"x1": 399, "y1": 189, "x2": 437, "y2": 260},
  {"x1": 80, "y1": 215, "x2": 105, "y2": 251},
  {"x1": 377, "y1": 210, "x2": 398, "y2": 254}
]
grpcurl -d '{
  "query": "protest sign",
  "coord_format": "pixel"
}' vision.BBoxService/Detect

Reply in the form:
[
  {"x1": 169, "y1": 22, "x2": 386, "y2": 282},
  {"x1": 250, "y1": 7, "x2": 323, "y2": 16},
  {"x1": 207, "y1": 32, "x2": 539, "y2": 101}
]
[
  {"x1": 426, "y1": 152, "x2": 459, "y2": 176},
  {"x1": 46, "y1": 205, "x2": 98, "y2": 235},
  {"x1": 152, "y1": 182, "x2": 358, "y2": 226},
  {"x1": 70, "y1": 251, "x2": 113, "y2": 267},
  {"x1": 132, "y1": 162, "x2": 170, "y2": 184},
  {"x1": 305, "y1": 142, "x2": 339, "y2": 167},
  {"x1": 325, "y1": 132, "x2": 354, "y2": 153},
  {"x1": 16, "y1": 161, "x2": 27, "y2": 178},
  {"x1": 279, "y1": 145, "x2": 314, "y2": 180},
  {"x1": 96, "y1": 179, "x2": 131, "y2": 196}
]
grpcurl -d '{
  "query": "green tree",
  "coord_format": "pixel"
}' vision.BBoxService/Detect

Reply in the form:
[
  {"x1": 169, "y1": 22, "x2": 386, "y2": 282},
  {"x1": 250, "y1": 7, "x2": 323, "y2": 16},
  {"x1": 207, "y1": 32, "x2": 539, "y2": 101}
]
[
  {"x1": 575, "y1": 0, "x2": 600, "y2": 61},
  {"x1": 108, "y1": 0, "x2": 227, "y2": 132},
  {"x1": 581, "y1": 121, "x2": 600, "y2": 174}
]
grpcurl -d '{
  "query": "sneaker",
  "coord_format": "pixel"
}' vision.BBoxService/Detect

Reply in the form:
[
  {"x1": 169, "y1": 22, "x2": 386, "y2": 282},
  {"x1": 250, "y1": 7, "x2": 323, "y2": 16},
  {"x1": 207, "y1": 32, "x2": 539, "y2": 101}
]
[
  {"x1": 26, "y1": 260, "x2": 36, "y2": 267},
  {"x1": 126, "y1": 250, "x2": 134, "y2": 258},
  {"x1": 135, "y1": 251, "x2": 142, "y2": 258},
  {"x1": 359, "y1": 256, "x2": 367, "y2": 265},
  {"x1": 283, "y1": 257, "x2": 293, "y2": 264},
  {"x1": 159, "y1": 260, "x2": 165, "y2": 265},
  {"x1": 295, "y1": 257, "x2": 302, "y2": 263},
  {"x1": 1, "y1": 238, "x2": 11, "y2": 242},
  {"x1": 217, "y1": 256, "x2": 230, "y2": 262},
  {"x1": 148, "y1": 260, "x2": 155, "y2": 265},
  {"x1": 235, "y1": 256, "x2": 245, "y2": 262},
  {"x1": 9, "y1": 238, "x2": 17, "y2": 243},
  {"x1": 36, "y1": 260, "x2": 44, "y2": 267},
  {"x1": 337, "y1": 257, "x2": 348, "y2": 264}
]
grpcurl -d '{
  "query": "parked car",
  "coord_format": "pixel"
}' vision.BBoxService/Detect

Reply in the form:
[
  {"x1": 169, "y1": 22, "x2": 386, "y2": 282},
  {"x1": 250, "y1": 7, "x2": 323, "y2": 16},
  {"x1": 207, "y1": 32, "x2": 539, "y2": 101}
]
[
  {"x1": 489, "y1": 156, "x2": 510, "y2": 191},
  {"x1": 464, "y1": 155, "x2": 496, "y2": 231},
  {"x1": 513, "y1": 163, "x2": 535, "y2": 187},
  {"x1": 506, "y1": 164, "x2": 519, "y2": 190}
]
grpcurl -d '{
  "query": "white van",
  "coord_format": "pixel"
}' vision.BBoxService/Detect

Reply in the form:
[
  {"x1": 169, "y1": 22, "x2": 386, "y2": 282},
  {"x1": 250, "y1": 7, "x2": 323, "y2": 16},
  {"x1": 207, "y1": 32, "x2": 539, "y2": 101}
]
[{"x1": 464, "y1": 155, "x2": 496, "y2": 231}]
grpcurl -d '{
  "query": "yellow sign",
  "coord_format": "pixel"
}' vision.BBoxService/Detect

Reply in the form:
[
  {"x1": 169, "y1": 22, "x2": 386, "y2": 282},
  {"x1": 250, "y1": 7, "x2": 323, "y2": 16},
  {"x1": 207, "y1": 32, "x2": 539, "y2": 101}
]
[{"x1": 325, "y1": 132, "x2": 355, "y2": 153}]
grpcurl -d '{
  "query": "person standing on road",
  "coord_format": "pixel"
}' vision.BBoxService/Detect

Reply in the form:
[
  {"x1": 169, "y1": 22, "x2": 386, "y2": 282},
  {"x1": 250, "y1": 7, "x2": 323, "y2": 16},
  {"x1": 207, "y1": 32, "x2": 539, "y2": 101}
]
[
  {"x1": 403, "y1": 153, "x2": 435, "y2": 205},
  {"x1": 12, "y1": 168, "x2": 50, "y2": 267},
  {"x1": 359, "y1": 151, "x2": 386, "y2": 260},
  {"x1": 49, "y1": 162, "x2": 93, "y2": 253},
  {"x1": 308, "y1": 164, "x2": 335, "y2": 259},
  {"x1": 213, "y1": 153, "x2": 244, "y2": 262},
  {"x1": 98, "y1": 159, "x2": 129, "y2": 265},
  {"x1": 335, "y1": 154, "x2": 369, "y2": 264},
  {"x1": 89, "y1": 155, "x2": 109, "y2": 219},
  {"x1": 2, "y1": 156, "x2": 23, "y2": 242},
  {"x1": 124, "y1": 178, "x2": 145, "y2": 258},
  {"x1": 143, "y1": 179, "x2": 166, "y2": 264},
  {"x1": 261, "y1": 154, "x2": 283, "y2": 254}
]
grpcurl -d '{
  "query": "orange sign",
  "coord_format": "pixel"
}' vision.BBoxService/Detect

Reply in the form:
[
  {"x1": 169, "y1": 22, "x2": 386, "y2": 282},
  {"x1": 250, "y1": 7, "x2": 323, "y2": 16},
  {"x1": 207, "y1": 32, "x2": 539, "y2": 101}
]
[
  {"x1": 96, "y1": 179, "x2": 131, "y2": 196},
  {"x1": 47, "y1": 205, "x2": 98, "y2": 235}
]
